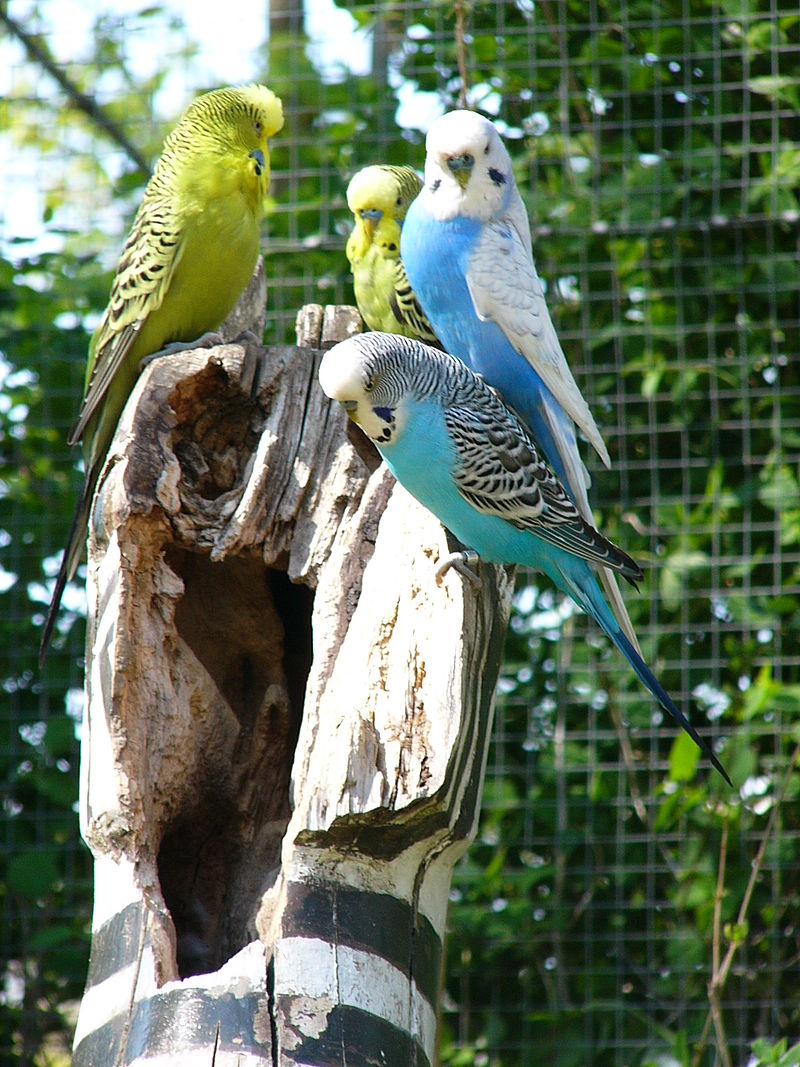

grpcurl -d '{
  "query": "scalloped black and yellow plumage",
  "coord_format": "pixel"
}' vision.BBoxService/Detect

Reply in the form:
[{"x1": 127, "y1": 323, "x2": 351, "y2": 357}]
[{"x1": 345, "y1": 165, "x2": 441, "y2": 348}]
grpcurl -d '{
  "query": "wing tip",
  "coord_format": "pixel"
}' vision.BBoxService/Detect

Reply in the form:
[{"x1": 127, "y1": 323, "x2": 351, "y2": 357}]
[{"x1": 583, "y1": 423, "x2": 611, "y2": 468}]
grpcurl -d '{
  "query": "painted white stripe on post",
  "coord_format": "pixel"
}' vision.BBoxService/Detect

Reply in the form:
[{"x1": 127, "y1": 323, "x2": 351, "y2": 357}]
[
  {"x1": 274, "y1": 936, "x2": 338, "y2": 999},
  {"x1": 88, "y1": 855, "x2": 142, "y2": 930},
  {"x1": 73, "y1": 941, "x2": 267, "y2": 1052},
  {"x1": 126, "y1": 1052, "x2": 269, "y2": 1067},
  {"x1": 72, "y1": 954, "x2": 148, "y2": 1049},
  {"x1": 160, "y1": 940, "x2": 267, "y2": 996},
  {"x1": 274, "y1": 937, "x2": 438, "y2": 1052}
]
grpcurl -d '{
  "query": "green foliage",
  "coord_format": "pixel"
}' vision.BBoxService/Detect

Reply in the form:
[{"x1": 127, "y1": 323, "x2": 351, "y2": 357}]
[
  {"x1": 0, "y1": 240, "x2": 95, "y2": 1061},
  {"x1": 750, "y1": 1038, "x2": 800, "y2": 1067}
]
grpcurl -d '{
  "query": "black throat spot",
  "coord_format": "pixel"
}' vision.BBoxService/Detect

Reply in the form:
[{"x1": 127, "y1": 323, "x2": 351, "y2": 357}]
[{"x1": 372, "y1": 405, "x2": 396, "y2": 444}]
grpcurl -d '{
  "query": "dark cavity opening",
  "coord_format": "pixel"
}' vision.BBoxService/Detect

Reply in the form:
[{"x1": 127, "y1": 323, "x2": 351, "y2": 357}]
[{"x1": 157, "y1": 548, "x2": 313, "y2": 978}]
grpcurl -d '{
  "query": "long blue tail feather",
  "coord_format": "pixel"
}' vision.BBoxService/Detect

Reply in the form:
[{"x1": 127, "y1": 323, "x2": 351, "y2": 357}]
[{"x1": 563, "y1": 566, "x2": 731, "y2": 784}]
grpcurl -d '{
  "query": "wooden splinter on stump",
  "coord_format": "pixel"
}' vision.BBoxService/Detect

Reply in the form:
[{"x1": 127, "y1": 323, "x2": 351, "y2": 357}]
[{"x1": 72, "y1": 271, "x2": 514, "y2": 1066}]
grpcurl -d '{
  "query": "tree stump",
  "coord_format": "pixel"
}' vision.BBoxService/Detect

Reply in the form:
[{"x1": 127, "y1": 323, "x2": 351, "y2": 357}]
[{"x1": 71, "y1": 279, "x2": 514, "y2": 1066}]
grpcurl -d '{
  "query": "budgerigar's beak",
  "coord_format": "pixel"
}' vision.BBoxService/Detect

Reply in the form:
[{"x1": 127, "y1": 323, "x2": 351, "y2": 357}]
[
  {"x1": 446, "y1": 152, "x2": 475, "y2": 188},
  {"x1": 358, "y1": 208, "x2": 383, "y2": 235},
  {"x1": 249, "y1": 148, "x2": 266, "y2": 176}
]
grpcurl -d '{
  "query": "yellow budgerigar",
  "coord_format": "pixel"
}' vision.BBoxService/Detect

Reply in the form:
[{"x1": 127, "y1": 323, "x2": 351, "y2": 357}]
[
  {"x1": 40, "y1": 83, "x2": 284, "y2": 663},
  {"x1": 345, "y1": 165, "x2": 441, "y2": 347}
]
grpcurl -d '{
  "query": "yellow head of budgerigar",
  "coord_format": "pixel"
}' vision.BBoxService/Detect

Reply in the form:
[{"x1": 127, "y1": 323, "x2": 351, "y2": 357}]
[
  {"x1": 345, "y1": 165, "x2": 422, "y2": 263},
  {"x1": 161, "y1": 84, "x2": 284, "y2": 208}
]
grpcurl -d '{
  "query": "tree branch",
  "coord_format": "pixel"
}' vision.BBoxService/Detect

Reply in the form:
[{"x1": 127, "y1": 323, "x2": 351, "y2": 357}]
[
  {"x1": 0, "y1": 8, "x2": 151, "y2": 178},
  {"x1": 692, "y1": 741, "x2": 800, "y2": 1066},
  {"x1": 453, "y1": 0, "x2": 469, "y2": 109}
]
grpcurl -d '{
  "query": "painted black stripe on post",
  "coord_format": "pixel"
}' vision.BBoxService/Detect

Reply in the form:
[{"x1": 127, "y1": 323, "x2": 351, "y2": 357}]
[
  {"x1": 83, "y1": 901, "x2": 147, "y2": 989},
  {"x1": 72, "y1": 1009, "x2": 125, "y2": 1067},
  {"x1": 410, "y1": 905, "x2": 442, "y2": 1011},
  {"x1": 321, "y1": 803, "x2": 450, "y2": 859},
  {"x1": 281, "y1": 1003, "x2": 431, "y2": 1067},
  {"x1": 71, "y1": 987, "x2": 269, "y2": 1067},
  {"x1": 284, "y1": 881, "x2": 442, "y2": 1008}
]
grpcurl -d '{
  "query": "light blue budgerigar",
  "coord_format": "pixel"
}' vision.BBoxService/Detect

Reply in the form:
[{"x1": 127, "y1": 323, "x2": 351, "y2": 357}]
[
  {"x1": 400, "y1": 109, "x2": 640, "y2": 654},
  {"x1": 318, "y1": 332, "x2": 730, "y2": 783}
]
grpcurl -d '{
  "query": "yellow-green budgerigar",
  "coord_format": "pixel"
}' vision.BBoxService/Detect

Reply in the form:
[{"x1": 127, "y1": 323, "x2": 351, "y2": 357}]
[
  {"x1": 345, "y1": 165, "x2": 441, "y2": 347},
  {"x1": 40, "y1": 83, "x2": 284, "y2": 663}
]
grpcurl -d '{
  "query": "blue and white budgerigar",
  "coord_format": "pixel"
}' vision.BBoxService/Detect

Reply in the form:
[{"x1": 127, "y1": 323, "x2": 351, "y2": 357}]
[
  {"x1": 319, "y1": 332, "x2": 729, "y2": 783},
  {"x1": 400, "y1": 109, "x2": 639, "y2": 652}
]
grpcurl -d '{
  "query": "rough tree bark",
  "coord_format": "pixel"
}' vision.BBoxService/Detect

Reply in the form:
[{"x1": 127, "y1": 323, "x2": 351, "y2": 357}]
[{"x1": 71, "y1": 265, "x2": 514, "y2": 1066}]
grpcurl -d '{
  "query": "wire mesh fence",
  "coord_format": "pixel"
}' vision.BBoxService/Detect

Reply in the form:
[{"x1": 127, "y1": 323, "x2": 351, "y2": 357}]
[{"x1": 1, "y1": 0, "x2": 798, "y2": 1063}]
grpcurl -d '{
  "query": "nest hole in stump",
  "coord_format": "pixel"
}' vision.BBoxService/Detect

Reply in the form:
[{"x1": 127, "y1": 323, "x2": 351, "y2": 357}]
[{"x1": 157, "y1": 547, "x2": 313, "y2": 977}]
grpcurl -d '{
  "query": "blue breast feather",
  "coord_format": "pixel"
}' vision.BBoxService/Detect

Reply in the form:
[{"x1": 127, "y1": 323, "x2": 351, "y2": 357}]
[{"x1": 401, "y1": 210, "x2": 580, "y2": 499}]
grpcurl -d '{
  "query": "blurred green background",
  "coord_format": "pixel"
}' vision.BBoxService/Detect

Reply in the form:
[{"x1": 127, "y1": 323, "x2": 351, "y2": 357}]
[{"x1": 1, "y1": 1, "x2": 798, "y2": 1064}]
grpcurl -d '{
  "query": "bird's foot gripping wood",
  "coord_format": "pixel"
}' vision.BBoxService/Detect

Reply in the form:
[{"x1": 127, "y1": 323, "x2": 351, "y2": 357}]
[
  {"x1": 435, "y1": 548, "x2": 483, "y2": 588},
  {"x1": 137, "y1": 330, "x2": 224, "y2": 371}
]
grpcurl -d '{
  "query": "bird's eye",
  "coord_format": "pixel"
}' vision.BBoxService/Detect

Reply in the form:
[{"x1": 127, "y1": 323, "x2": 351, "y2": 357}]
[
  {"x1": 365, "y1": 374, "x2": 377, "y2": 391},
  {"x1": 484, "y1": 141, "x2": 490, "y2": 155},
  {"x1": 396, "y1": 196, "x2": 402, "y2": 206},
  {"x1": 254, "y1": 120, "x2": 263, "y2": 135}
]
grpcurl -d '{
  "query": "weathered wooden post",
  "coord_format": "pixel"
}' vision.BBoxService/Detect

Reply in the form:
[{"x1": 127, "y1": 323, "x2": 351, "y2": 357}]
[{"x1": 71, "y1": 264, "x2": 514, "y2": 1066}]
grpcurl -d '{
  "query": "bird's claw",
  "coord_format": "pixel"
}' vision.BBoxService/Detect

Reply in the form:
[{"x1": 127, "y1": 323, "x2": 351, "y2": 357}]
[
  {"x1": 230, "y1": 328, "x2": 261, "y2": 346},
  {"x1": 137, "y1": 331, "x2": 224, "y2": 371},
  {"x1": 435, "y1": 549, "x2": 482, "y2": 588}
]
